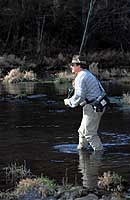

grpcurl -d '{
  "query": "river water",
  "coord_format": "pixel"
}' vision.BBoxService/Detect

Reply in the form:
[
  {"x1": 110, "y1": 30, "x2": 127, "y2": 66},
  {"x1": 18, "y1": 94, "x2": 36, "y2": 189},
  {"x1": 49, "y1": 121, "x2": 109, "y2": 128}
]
[{"x1": 0, "y1": 81, "x2": 130, "y2": 189}]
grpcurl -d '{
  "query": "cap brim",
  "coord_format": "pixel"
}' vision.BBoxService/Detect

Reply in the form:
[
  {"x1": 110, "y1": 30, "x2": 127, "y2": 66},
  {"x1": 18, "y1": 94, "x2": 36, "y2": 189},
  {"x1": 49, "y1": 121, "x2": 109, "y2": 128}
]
[{"x1": 71, "y1": 61, "x2": 86, "y2": 64}]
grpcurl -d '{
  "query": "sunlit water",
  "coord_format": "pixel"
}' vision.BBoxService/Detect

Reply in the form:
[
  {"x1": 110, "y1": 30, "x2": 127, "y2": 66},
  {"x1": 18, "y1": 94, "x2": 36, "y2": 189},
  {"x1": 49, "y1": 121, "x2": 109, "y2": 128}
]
[{"x1": 0, "y1": 81, "x2": 130, "y2": 189}]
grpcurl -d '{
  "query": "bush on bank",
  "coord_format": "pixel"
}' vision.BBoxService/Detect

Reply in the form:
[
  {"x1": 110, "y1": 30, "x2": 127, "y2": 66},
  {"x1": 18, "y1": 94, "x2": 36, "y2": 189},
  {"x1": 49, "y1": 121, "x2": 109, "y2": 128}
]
[
  {"x1": 3, "y1": 68, "x2": 37, "y2": 83},
  {"x1": 0, "y1": 50, "x2": 130, "y2": 77},
  {"x1": 0, "y1": 163, "x2": 129, "y2": 200}
]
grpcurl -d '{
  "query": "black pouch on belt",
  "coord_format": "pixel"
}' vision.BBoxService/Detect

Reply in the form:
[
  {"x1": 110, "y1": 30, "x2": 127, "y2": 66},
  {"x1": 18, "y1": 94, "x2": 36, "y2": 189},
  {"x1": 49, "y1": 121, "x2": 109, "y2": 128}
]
[{"x1": 91, "y1": 93, "x2": 110, "y2": 112}]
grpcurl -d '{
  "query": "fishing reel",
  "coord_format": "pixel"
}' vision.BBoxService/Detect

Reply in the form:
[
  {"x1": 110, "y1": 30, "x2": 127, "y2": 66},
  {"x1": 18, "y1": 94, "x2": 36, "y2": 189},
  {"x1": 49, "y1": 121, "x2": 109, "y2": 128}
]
[{"x1": 67, "y1": 86, "x2": 74, "y2": 98}]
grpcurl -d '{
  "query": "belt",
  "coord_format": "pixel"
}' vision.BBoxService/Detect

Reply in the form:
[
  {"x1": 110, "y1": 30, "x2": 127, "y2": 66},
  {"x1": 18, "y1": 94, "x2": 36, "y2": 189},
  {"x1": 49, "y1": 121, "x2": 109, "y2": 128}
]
[
  {"x1": 85, "y1": 98, "x2": 96, "y2": 104},
  {"x1": 80, "y1": 98, "x2": 96, "y2": 107}
]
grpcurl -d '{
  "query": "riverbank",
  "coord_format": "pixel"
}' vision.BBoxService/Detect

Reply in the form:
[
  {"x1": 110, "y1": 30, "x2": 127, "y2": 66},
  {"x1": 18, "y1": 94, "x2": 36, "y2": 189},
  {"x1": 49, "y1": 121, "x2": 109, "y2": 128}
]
[
  {"x1": 0, "y1": 162, "x2": 130, "y2": 200},
  {"x1": 0, "y1": 176, "x2": 130, "y2": 200},
  {"x1": 0, "y1": 50, "x2": 130, "y2": 82}
]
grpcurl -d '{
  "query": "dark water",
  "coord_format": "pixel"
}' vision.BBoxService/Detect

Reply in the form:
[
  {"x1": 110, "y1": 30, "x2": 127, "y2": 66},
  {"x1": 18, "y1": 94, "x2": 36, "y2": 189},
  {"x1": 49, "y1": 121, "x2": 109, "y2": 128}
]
[{"x1": 0, "y1": 81, "x2": 130, "y2": 189}]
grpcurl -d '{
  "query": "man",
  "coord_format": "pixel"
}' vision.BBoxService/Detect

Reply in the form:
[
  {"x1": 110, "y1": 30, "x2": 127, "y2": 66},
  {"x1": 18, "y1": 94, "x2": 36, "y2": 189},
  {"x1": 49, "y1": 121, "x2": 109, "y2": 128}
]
[{"x1": 64, "y1": 55, "x2": 105, "y2": 151}]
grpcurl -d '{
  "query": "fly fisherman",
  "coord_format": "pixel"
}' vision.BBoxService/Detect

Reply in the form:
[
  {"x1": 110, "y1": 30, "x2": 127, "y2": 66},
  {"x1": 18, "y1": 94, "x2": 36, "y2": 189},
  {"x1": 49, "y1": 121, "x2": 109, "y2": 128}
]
[{"x1": 64, "y1": 55, "x2": 107, "y2": 151}]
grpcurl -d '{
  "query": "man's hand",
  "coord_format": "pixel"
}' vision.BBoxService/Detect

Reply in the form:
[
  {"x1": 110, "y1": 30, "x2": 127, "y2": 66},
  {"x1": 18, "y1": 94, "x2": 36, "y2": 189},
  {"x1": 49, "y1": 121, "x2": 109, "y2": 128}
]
[{"x1": 64, "y1": 98, "x2": 69, "y2": 106}]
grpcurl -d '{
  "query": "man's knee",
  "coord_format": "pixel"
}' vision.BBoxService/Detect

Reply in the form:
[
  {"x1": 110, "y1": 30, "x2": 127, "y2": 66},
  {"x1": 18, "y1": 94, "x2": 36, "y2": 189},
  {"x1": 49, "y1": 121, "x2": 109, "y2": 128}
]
[{"x1": 85, "y1": 135, "x2": 103, "y2": 151}]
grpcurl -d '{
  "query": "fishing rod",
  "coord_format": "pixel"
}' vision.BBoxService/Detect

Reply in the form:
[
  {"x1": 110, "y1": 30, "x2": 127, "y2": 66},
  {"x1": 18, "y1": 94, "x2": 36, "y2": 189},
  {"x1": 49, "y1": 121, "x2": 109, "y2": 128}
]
[
  {"x1": 79, "y1": 0, "x2": 96, "y2": 55},
  {"x1": 67, "y1": 0, "x2": 96, "y2": 99}
]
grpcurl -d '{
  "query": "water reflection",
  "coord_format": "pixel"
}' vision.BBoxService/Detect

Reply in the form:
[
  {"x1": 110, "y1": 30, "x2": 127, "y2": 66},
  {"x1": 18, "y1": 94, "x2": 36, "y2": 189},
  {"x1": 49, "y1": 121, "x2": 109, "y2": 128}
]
[
  {"x1": 1, "y1": 80, "x2": 130, "y2": 97},
  {"x1": 2, "y1": 82, "x2": 35, "y2": 95},
  {"x1": 54, "y1": 82, "x2": 71, "y2": 96},
  {"x1": 78, "y1": 150, "x2": 103, "y2": 189}
]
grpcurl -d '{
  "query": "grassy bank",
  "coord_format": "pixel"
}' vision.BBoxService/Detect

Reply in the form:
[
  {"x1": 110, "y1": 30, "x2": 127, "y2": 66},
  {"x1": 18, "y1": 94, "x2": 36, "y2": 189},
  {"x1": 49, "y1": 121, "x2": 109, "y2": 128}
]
[{"x1": 0, "y1": 162, "x2": 129, "y2": 200}]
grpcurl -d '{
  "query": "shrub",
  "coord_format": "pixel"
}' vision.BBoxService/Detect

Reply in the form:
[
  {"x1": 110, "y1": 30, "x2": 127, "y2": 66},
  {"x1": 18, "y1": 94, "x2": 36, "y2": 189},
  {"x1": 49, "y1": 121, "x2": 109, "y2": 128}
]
[
  {"x1": 4, "y1": 161, "x2": 32, "y2": 184},
  {"x1": 98, "y1": 171, "x2": 125, "y2": 192},
  {"x1": 122, "y1": 92, "x2": 130, "y2": 104},
  {"x1": 3, "y1": 68, "x2": 37, "y2": 83}
]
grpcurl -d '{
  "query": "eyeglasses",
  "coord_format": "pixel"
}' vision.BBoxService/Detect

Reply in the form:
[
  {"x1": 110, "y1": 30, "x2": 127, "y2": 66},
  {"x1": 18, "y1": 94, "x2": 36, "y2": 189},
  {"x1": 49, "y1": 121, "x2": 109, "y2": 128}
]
[
  {"x1": 70, "y1": 63, "x2": 78, "y2": 67},
  {"x1": 71, "y1": 63, "x2": 75, "y2": 67}
]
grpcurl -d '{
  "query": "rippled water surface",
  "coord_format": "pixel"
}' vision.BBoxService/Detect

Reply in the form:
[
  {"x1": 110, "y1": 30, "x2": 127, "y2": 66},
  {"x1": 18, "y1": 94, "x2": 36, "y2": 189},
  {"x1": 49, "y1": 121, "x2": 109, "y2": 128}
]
[{"x1": 0, "y1": 81, "x2": 130, "y2": 189}]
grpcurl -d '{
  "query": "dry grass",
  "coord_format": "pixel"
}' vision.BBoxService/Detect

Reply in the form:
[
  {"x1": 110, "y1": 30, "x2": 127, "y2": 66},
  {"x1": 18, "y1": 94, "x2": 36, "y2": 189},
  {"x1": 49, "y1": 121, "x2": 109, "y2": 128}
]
[
  {"x1": 55, "y1": 71, "x2": 75, "y2": 83},
  {"x1": 122, "y1": 92, "x2": 130, "y2": 104},
  {"x1": 89, "y1": 62, "x2": 99, "y2": 77},
  {"x1": 4, "y1": 161, "x2": 32, "y2": 184},
  {"x1": 3, "y1": 68, "x2": 23, "y2": 83},
  {"x1": 1, "y1": 50, "x2": 130, "y2": 84},
  {"x1": 23, "y1": 71, "x2": 36, "y2": 81},
  {"x1": 16, "y1": 177, "x2": 57, "y2": 198},
  {"x1": 0, "y1": 163, "x2": 128, "y2": 200},
  {"x1": 1, "y1": 163, "x2": 57, "y2": 200},
  {"x1": 87, "y1": 49, "x2": 130, "y2": 63},
  {"x1": 98, "y1": 171, "x2": 125, "y2": 192},
  {"x1": 3, "y1": 68, "x2": 37, "y2": 83}
]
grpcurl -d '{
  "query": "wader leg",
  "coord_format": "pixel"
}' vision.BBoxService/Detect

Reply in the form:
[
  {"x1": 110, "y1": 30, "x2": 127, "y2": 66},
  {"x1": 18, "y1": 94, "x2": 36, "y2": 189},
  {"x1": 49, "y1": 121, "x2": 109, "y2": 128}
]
[
  {"x1": 81, "y1": 104, "x2": 104, "y2": 151},
  {"x1": 77, "y1": 116, "x2": 89, "y2": 150},
  {"x1": 86, "y1": 135, "x2": 103, "y2": 151},
  {"x1": 77, "y1": 135, "x2": 89, "y2": 150}
]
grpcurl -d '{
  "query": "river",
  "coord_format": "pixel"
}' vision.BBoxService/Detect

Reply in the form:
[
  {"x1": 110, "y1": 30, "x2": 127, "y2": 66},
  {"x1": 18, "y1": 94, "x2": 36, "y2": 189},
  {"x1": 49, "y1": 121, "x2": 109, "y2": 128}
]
[{"x1": 0, "y1": 81, "x2": 130, "y2": 190}]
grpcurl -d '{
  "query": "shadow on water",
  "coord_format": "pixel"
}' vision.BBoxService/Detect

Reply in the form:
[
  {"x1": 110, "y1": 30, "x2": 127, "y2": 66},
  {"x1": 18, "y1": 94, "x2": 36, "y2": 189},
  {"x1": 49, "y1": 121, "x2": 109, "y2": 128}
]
[{"x1": 0, "y1": 81, "x2": 130, "y2": 189}]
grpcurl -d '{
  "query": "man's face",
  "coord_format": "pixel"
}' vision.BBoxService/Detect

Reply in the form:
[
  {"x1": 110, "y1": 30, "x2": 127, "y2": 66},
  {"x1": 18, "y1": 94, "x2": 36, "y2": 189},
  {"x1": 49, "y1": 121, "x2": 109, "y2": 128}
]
[{"x1": 70, "y1": 63, "x2": 81, "y2": 74}]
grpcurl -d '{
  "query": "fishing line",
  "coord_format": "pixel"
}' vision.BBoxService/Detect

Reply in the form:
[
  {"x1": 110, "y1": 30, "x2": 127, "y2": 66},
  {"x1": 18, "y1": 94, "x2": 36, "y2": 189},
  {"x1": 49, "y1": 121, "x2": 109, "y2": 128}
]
[{"x1": 79, "y1": 0, "x2": 96, "y2": 55}]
